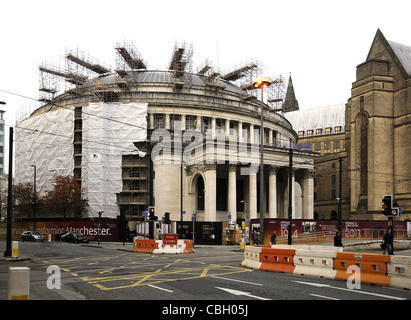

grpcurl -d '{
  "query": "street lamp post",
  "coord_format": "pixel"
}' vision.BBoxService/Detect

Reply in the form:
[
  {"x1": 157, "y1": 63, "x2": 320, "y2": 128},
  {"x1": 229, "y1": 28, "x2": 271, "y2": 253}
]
[
  {"x1": 252, "y1": 77, "x2": 272, "y2": 245},
  {"x1": 4, "y1": 126, "x2": 13, "y2": 257}
]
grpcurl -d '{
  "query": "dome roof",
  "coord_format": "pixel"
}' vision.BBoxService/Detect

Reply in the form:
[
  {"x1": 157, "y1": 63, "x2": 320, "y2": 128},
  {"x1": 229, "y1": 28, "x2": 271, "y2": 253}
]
[{"x1": 82, "y1": 69, "x2": 247, "y2": 95}]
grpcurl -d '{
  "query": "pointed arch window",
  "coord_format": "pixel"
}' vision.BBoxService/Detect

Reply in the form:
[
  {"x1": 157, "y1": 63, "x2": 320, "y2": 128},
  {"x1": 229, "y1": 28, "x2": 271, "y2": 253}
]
[{"x1": 357, "y1": 111, "x2": 368, "y2": 195}]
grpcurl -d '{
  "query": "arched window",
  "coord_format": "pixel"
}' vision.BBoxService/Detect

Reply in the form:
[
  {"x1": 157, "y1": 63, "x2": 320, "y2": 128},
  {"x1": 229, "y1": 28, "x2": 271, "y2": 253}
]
[
  {"x1": 356, "y1": 111, "x2": 368, "y2": 195},
  {"x1": 197, "y1": 175, "x2": 205, "y2": 210}
]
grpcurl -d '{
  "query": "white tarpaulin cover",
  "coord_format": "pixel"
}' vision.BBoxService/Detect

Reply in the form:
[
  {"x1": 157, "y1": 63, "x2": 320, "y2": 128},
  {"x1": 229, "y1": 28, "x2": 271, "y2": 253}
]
[
  {"x1": 15, "y1": 107, "x2": 74, "y2": 194},
  {"x1": 81, "y1": 102, "x2": 147, "y2": 218},
  {"x1": 15, "y1": 102, "x2": 147, "y2": 219}
]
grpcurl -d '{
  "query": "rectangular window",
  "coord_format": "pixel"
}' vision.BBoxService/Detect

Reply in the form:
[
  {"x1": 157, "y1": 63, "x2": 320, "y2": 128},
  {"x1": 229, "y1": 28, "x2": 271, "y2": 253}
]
[
  {"x1": 298, "y1": 131, "x2": 304, "y2": 138},
  {"x1": 334, "y1": 141, "x2": 340, "y2": 152},
  {"x1": 154, "y1": 114, "x2": 165, "y2": 129},
  {"x1": 316, "y1": 128, "x2": 323, "y2": 135},
  {"x1": 324, "y1": 142, "x2": 331, "y2": 153},
  {"x1": 185, "y1": 115, "x2": 197, "y2": 130},
  {"x1": 335, "y1": 126, "x2": 342, "y2": 133},
  {"x1": 170, "y1": 114, "x2": 181, "y2": 130},
  {"x1": 307, "y1": 130, "x2": 313, "y2": 137},
  {"x1": 325, "y1": 127, "x2": 332, "y2": 134}
]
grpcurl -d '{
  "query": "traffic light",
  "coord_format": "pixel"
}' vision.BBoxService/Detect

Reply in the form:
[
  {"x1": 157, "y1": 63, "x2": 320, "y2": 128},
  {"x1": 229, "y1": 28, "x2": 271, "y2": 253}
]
[
  {"x1": 382, "y1": 195, "x2": 392, "y2": 216},
  {"x1": 164, "y1": 212, "x2": 171, "y2": 224},
  {"x1": 148, "y1": 206, "x2": 155, "y2": 220}
]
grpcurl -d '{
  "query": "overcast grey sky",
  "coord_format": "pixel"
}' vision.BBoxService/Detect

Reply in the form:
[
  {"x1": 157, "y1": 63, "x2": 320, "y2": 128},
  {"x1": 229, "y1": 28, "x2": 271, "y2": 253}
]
[{"x1": 0, "y1": 0, "x2": 410, "y2": 162}]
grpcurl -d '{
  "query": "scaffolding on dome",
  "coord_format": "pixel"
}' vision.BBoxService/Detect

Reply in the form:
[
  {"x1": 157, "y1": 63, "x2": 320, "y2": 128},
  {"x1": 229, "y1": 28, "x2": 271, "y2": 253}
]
[{"x1": 169, "y1": 42, "x2": 193, "y2": 91}]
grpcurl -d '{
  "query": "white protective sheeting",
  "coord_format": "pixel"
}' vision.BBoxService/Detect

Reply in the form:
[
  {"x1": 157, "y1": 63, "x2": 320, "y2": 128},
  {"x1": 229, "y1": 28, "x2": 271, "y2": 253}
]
[
  {"x1": 15, "y1": 107, "x2": 74, "y2": 194},
  {"x1": 81, "y1": 102, "x2": 147, "y2": 218}
]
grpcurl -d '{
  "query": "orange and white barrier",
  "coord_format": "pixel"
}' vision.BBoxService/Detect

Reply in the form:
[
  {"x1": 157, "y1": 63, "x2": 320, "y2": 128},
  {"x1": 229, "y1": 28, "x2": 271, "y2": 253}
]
[
  {"x1": 260, "y1": 247, "x2": 295, "y2": 273},
  {"x1": 241, "y1": 246, "x2": 262, "y2": 270},
  {"x1": 133, "y1": 239, "x2": 159, "y2": 253},
  {"x1": 334, "y1": 252, "x2": 391, "y2": 287},
  {"x1": 241, "y1": 245, "x2": 411, "y2": 290},
  {"x1": 133, "y1": 237, "x2": 194, "y2": 254}
]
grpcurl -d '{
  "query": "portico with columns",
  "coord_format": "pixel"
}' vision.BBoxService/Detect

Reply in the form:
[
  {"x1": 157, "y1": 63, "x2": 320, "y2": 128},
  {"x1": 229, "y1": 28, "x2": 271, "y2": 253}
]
[
  {"x1": 151, "y1": 104, "x2": 317, "y2": 224},
  {"x1": 159, "y1": 141, "x2": 317, "y2": 224}
]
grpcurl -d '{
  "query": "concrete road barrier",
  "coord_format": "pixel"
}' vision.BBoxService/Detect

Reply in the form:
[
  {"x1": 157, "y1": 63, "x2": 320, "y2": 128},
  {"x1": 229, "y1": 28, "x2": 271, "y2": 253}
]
[
  {"x1": 241, "y1": 244, "x2": 411, "y2": 289},
  {"x1": 387, "y1": 255, "x2": 411, "y2": 290}
]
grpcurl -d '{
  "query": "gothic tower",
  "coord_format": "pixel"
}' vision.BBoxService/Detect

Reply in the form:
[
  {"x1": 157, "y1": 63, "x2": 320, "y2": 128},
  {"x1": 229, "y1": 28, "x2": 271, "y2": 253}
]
[
  {"x1": 346, "y1": 29, "x2": 411, "y2": 218},
  {"x1": 282, "y1": 74, "x2": 299, "y2": 113}
]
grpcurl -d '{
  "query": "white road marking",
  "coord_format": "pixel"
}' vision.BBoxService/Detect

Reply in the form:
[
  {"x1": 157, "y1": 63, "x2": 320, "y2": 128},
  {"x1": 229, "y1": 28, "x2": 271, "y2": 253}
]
[
  {"x1": 310, "y1": 293, "x2": 340, "y2": 300},
  {"x1": 215, "y1": 287, "x2": 271, "y2": 300},
  {"x1": 293, "y1": 280, "x2": 407, "y2": 300},
  {"x1": 148, "y1": 284, "x2": 174, "y2": 293},
  {"x1": 211, "y1": 275, "x2": 263, "y2": 286}
]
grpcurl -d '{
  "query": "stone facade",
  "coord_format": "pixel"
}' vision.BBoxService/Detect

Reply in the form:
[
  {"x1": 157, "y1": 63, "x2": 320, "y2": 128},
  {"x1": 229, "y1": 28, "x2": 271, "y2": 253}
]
[
  {"x1": 286, "y1": 29, "x2": 411, "y2": 221},
  {"x1": 20, "y1": 64, "x2": 317, "y2": 222},
  {"x1": 346, "y1": 29, "x2": 411, "y2": 220}
]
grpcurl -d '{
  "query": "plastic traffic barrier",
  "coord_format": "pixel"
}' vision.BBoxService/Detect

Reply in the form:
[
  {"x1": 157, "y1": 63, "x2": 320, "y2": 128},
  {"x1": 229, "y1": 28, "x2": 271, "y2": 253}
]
[
  {"x1": 293, "y1": 248, "x2": 338, "y2": 279},
  {"x1": 183, "y1": 240, "x2": 195, "y2": 254},
  {"x1": 133, "y1": 238, "x2": 194, "y2": 254},
  {"x1": 334, "y1": 252, "x2": 391, "y2": 287},
  {"x1": 241, "y1": 244, "x2": 411, "y2": 290},
  {"x1": 133, "y1": 239, "x2": 159, "y2": 253},
  {"x1": 260, "y1": 247, "x2": 296, "y2": 274},
  {"x1": 241, "y1": 245, "x2": 263, "y2": 270}
]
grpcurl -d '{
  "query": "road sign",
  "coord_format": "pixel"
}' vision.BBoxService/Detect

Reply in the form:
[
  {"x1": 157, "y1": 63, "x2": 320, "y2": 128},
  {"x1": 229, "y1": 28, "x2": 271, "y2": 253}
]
[{"x1": 162, "y1": 234, "x2": 178, "y2": 245}]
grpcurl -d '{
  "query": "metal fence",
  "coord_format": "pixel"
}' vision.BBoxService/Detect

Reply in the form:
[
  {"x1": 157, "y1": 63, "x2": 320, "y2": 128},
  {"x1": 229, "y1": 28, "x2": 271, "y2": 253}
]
[{"x1": 274, "y1": 229, "x2": 409, "y2": 245}]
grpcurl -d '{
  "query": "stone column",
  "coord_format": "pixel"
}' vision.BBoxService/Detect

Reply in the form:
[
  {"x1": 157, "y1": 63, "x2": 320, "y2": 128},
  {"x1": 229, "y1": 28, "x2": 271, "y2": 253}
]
[
  {"x1": 268, "y1": 166, "x2": 278, "y2": 218},
  {"x1": 302, "y1": 169, "x2": 315, "y2": 219},
  {"x1": 203, "y1": 164, "x2": 217, "y2": 221},
  {"x1": 268, "y1": 129, "x2": 273, "y2": 145},
  {"x1": 149, "y1": 113, "x2": 154, "y2": 130},
  {"x1": 285, "y1": 168, "x2": 296, "y2": 218},
  {"x1": 165, "y1": 113, "x2": 170, "y2": 130},
  {"x1": 249, "y1": 124, "x2": 254, "y2": 144},
  {"x1": 225, "y1": 119, "x2": 230, "y2": 138},
  {"x1": 211, "y1": 117, "x2": 216, "y2": 139},
  {"x1": 181, "y1": 114, "x2": 186, "y2": 131},
  {"x1": 227, "y1": 165, "x2": 237, "y2": 223},
  {"x1": 238, "y1": 121, "x2": 243, "y2": 143},
  {"x1": 249, "y1": 173, "x2": 257, "y2": 219},
  {"x1": 196, "y1": 116, "x2": 202, "y2": 131}
]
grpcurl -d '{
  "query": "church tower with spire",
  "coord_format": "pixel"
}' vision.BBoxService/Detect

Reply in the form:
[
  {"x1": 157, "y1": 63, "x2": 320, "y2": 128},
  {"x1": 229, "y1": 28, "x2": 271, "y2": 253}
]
[{"x1": 282, "y1": 74, "x2": 299, "y2": 112}]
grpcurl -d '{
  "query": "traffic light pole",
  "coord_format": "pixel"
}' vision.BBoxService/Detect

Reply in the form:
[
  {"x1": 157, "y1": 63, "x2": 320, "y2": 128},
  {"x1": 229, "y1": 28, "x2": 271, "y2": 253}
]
[
  {"x1": 388, "y1": 217, "x2": 394, "y2": 255},
  {"x1": 338, "y1": 157, "x2": 342, "y2": 234},
  {"x1": 287, "y1": 140, "x2": 293, "y2": 245}
]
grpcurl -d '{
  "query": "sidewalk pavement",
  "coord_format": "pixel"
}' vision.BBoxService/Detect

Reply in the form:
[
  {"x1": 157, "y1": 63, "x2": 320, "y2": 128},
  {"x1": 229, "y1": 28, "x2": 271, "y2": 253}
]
[
  {"x1": 84, "y1": 239, "x2": 411, "y2": 256},
  {"x1": 2, "y1": 239, "x2": 410, "y2": 261}
]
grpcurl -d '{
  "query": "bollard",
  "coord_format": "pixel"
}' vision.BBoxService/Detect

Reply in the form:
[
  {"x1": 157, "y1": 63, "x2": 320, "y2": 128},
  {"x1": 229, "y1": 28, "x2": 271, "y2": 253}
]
[
  {"x1": 12, "y1": 241, "x2": 19, "y2": 259},
  {"x1": 48, "y1": 234, "x2": 52, "y2": 242},
  {"x1": 8, "y1": 267, "x2": 30, "y2": 300},
  {"x1": 240, "y1": 238, "x2": 245, "y2": 250}
]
